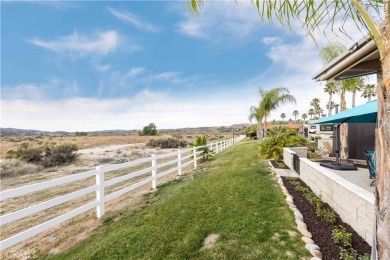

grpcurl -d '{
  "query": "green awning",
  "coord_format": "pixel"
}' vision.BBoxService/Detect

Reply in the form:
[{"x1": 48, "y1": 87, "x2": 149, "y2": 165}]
[{"x1": 313, "y1": 100, "x2": 377, "y2": 124}]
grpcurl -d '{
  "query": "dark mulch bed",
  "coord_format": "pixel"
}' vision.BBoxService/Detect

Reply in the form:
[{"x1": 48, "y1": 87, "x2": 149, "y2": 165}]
[
  {"x1": 282, "y1": 177, "x2": 371, "y2": 260},
  {"x1": 269, "y1": 160, "x2": 290, "y2": 169}
]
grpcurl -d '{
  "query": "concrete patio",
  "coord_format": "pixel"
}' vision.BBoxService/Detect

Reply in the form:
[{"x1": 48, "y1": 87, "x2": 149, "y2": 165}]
[{"x1": 316, "y1": 164, "x2": 374, "y2": 193}]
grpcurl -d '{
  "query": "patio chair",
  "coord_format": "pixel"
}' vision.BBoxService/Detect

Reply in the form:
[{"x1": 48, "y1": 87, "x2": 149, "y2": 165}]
[{"x1": 364, "y1": 149, "x2": 376, "y2": 186}]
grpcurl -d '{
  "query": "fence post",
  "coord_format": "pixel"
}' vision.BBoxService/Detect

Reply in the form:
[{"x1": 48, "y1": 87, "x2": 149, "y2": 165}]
[
  {"x1": 152, "y1": 154, "x2": 157, "y2": 189},
  {"x1": 178, "y1": 150, "x2": 182, "y2": 176},
  {"x1": 216, "y1": 142, "x2": 219, "y2": 153},
  {"x1": 193, "y1": 146, "x2": 197, "y2": 169},
  {"x1": 96, "y1": 166, "x2": 105, "y2": 218}
]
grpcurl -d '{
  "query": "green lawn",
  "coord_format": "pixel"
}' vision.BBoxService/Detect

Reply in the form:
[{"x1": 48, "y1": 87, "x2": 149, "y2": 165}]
[{"x1": 48, "y1": 140, "x2": 309, "y2": 259}]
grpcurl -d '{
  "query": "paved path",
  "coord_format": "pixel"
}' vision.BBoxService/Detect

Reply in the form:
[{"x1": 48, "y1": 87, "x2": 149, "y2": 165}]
[{"x1": 268, "y1": 161, "x2": 300, "y2": 178}]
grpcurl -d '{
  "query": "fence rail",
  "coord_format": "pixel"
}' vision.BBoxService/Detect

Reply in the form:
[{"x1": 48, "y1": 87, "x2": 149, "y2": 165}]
[{"x1": 0, "y1": 135, "x2": 246, "y2": 251}]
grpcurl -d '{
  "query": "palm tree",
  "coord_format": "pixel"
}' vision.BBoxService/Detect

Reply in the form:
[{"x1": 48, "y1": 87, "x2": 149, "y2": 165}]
[
  {"x1": 189, "y1": 2, "x2": 389, "y2": 255},
  {"x1": 302, "y1": 113, "x2": 308, "y2": 124},
  {"x1": 326, "y1": 101, "x2": 336, "y2": 115},
  {"x1": 324, "y1": 81, "x2": 339, "y2": 116},
  {"x1": 310, "y1": 98, "x2": 321, "y2": 119},
  {"x1": 292, "y1": 110, "x2": 299, "y2": 124},
  {"x1": 361, "y1": 83, "x2": 376, "y2": 101},
  {"x1": 281, "y1": 113, "x2": 286, "y2": 124},
  {"x1": 308, "y1": 109, "x2": 315, "y2": 120},
  {"x1": 248, "y1": 105, "x2": 263, "y2": 140},
  {"x1": 350, "y1": 77, "x2": 365, "y2": 107},
  {"x1": 258, "y1": 87, "x2": 296, "y2": 137}
]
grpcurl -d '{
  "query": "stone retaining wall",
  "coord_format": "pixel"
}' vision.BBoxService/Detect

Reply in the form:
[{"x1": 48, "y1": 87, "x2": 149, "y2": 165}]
[
  {"x1": 283, "y1": 147, "x2": 308, "y2": 170},
  {"x1": 299, "y1": 158, "x2": 375, "y2": 246}
]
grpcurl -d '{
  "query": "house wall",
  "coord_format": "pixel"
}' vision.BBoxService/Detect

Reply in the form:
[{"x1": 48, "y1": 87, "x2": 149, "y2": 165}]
[{"x1": 299, "y1": 158, "x2": 375, "y2": 246}]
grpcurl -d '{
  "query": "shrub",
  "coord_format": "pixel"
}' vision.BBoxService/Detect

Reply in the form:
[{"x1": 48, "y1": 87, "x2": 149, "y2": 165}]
[
  {"x1": 6, "y1": 142, "x2": 43, "y2": 163},
  {"x1": 147, "y1": 138, "x2": 187, "y2": 149},
  {"x1": 75, "y1": 131, "x2": 88, "y2": 136},
  {"x1": 43, "y1": 143, "x2": 78, "y2": 167},
  {"x1": 140, "y1": 123, "x2": 157, "y2": 136},
  {"x1": 6, "y1": 142, "x2": 78, "y2": 168},
  {"x1": 339, "y1": 248, "x2": 358, "y2": 260},
  {"x1": 316, "y1": 208, "x2": 336, "y2": 223},
  {"x1": 189, "y1": 136, "x2": 212, "y2": 161},
  {"x1": 332, "y1": 225, "x2": 352, "y2": 248},
  {"x1": 259, "y1": 126, "x2": 308, "y2": 161},
  {"x1": 0, "y1": 159, "x2": 43, "y2": 178}
]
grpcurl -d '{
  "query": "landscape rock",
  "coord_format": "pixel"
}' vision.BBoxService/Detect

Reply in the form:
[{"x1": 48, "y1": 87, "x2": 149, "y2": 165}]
[
  {"x1": 310, "y1": 250, "x2": 323, "y2": 258},
  {"x1": 305, "y1": 243, "x2": 320, "y2": 251},
  {"x1": 294, "y1": 211, "x2": 304, "y2": 220},
  {"x1": 311, "y1": 257, "x2": 322, "y2": 260},
  {"x1": 299, "y1": 228, "x2": 312, "y2": 238},
  {"x1": 296, "y1": 220, "x2": 306, "y2": 228},
  {"x1": 301, "y1": 236, "x2": 314, "y2": 244},
  {"x1": 286, "y1": 197, "x2": 294, "y2": 204}
]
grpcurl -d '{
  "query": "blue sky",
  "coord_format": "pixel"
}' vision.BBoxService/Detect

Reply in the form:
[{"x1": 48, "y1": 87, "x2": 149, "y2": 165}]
[{"x1": 1, "y1": 1, "x2": 372, "y2": 131}]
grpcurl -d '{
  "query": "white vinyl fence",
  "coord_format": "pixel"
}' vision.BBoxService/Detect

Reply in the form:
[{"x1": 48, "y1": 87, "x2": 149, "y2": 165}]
[{"x1": 0, "y1": 135, "x2": 246, "y2": 251}]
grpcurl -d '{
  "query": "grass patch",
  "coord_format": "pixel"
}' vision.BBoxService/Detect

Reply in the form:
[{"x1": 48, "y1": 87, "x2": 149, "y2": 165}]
[{"x1": 47, "y1": 140, "x2": 309, "y2": 259}]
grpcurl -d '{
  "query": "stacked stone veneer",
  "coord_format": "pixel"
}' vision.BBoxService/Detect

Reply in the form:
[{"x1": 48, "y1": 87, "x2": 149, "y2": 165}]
[
  {"x1": 299, "y1": 158, "x2": 375, "y2": 246},
  {"x1": 283, "y1": 147, "x2": 308, "y2": 170}
]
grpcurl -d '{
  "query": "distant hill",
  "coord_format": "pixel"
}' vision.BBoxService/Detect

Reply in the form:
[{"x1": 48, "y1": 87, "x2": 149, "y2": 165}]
[
  {"x1": 0, "y1": 128, "x2": 70, "y2": 136},
  {"x1": 0, "y1": 124, "x2": 250, "y2": 137}
]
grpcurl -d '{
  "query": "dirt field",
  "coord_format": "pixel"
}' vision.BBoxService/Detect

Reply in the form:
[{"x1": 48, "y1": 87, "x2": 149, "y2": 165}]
[{"x1": 0, "y1": 131, "x2": 235, "y2": 258}]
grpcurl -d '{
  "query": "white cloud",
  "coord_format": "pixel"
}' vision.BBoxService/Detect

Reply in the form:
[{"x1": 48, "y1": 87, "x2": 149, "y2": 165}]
[
  {"x1": 108, "y1": 7, "x2": 159, "y2": 33},
  {"x1": 1, "y1": 83, "x2": 49, "y2": 100},
  {"x1": 125, "y1": 67, "x2": 145, "y2": 78},
  {"x1": 1, "y1": 91, "x2": 252, "y2": 131},
  {"x1": 176, "y1": 1, "x2": 261, "y2": 42},
  {"x1": 151, "y1": 72, "x2": 180, "y2": 81},
  {"x1": 1, "y1": 79, "x2": 80, "y2": 100},
  {"x1": 261, "y1": 37, "x2": 281, "y2": 45},
  {"x1": 30, "y1": 31, "x2": 119, "y2": 56},
  {"x1": 95, "y1": 64, "x2": 111, "y2": 72}
]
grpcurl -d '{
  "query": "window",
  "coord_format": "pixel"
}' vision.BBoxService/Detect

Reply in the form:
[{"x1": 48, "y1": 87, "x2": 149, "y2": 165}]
[
  {"x1": 320, "y1": 125, "x2": 333, "y2": 131},
  {"x1": 310, "y1": 126, "x2": 317, "y2": 129}
]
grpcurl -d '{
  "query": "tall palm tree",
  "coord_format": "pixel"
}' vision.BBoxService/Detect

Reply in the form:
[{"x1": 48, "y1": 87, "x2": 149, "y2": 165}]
[
  {"x1": 292, "y1": 110, "x2": 299, "y2": 124},
  {"x1": 326, "y1": 101, "x2": 336, "y2": 115},
  {"x1": 350, "y1": 77, "x2": 365, "y2": 107},
  {"x1": 310, "y1": 98, "x2": 321, "y2": 119},
  {"x1": 248, "y1": 105, "x2": 263, "y2": 140},
  {"x1": 361, "y1": 83, "x2": 376, "y2": 101},
  {"x1": 308, "y1": 109, "x2": 315, "y2": 120},
  {"x1": 189, "y1": 2, "x2": 390, "y2": 255},
  {"x1": 258, "y1": 87, "x2": 296, "y2": 137},
  {"x1": 302, "y1": 113, "x2": 308, "y2": 124},
  {"x1": 324, "y1": 81, "x2": 339, "y2": 116},
  {"x1": 281, "y1": 113, "x2": 286, "y2": 124}
]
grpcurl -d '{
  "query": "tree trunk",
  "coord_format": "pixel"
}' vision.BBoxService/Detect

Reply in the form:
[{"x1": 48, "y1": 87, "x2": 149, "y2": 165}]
[
  {"x1": 352, "y1": 91, "x2": 356, "y2": 107},
  {"x1": 369, "y1": 94, "x2": 372, "y2": 102},
  {"x1": 339, "y1": 123, "x2": 349, "y2": 161},
  {"x1": 328, "y1": 93, "x2": 333, "y2": 116},
  {"x1": 263, "y1": 116, "x2": 268, "y2": 138},
  {"x1": 375, "y1": 53, "x2": 390, "y2": 259},
  {"x1": 257, "y1": 121, "x2": 262, "y2": 140},
  {"x1": 340, "y1": 89, "x2": 347, "y2": 111}
]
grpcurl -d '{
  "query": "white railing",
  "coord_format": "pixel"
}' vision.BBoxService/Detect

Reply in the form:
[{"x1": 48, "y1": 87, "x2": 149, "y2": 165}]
[{"x1": 0, "y1": 135, "x2": 246, "y2": 251}]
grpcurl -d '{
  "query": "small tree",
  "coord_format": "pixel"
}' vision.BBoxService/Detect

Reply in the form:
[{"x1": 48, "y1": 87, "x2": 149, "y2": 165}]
[
  {"x1": 189, "y1": 135, "x2": 211, "y2": 161},
  {"x1": 281, "y1": 113, "x2": 286, "y2": 124},
  {"x1": 293, "y1": 110, "x2": 299, "y2": 124},
  {"x1": 141, "y1": 123, "x2": 157, "y2": 136}
]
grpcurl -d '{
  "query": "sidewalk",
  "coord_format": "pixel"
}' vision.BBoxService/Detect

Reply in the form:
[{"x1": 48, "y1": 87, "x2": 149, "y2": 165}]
[{"x1": 268, "y1": 161, "x2": 299, "y2": 178}]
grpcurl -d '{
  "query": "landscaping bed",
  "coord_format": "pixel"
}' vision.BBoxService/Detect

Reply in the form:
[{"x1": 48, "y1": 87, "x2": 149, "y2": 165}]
[
  {"x1": 282, "y1": 177, "x2": 371, "y2": 260},
  {"x1": 269, "y1": 160, "x2": 290, "y2": 169}
]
